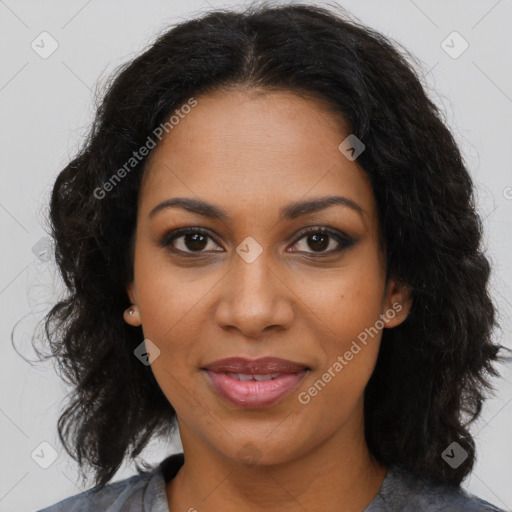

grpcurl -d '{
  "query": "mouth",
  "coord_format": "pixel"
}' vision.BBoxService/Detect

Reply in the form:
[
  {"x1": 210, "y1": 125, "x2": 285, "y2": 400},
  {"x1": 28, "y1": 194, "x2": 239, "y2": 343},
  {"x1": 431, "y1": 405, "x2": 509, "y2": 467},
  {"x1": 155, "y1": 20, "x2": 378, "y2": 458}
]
[{"x1": 201, "y1": 357, "x2": 310, "y2": 408}]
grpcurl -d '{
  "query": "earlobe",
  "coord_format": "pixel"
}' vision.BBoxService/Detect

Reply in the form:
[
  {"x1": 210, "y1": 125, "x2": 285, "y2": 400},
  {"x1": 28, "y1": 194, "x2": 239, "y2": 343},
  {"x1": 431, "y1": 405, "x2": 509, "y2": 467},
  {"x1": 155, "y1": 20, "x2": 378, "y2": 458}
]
[
  {"x1": 382, "y1": 278, "x2": 413, "y2": 328},
  {"x1": 124, "y1": 282, "x2": 141, "y2": 326},
  {"x1": 123, "y1": 306, "x2": 141, "y2": 326}
]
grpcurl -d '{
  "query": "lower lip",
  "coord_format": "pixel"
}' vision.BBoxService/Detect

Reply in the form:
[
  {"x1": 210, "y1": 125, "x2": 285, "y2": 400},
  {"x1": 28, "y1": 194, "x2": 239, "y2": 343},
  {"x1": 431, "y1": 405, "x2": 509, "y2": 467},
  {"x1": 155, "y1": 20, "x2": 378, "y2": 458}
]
[{"x1": 203, "y1": 369, "x2": 308, "y2": 408}]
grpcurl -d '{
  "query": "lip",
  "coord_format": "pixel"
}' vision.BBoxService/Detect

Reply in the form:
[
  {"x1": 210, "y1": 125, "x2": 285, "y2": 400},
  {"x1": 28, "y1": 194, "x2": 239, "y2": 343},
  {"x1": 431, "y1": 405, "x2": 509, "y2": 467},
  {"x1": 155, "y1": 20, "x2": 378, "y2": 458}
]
[
  {"x1": 201, "y1": 357, "x2": 310, "y2": 408},
  {"x1": 202, "y1": 356, "x2": 310, "y2": 374}
]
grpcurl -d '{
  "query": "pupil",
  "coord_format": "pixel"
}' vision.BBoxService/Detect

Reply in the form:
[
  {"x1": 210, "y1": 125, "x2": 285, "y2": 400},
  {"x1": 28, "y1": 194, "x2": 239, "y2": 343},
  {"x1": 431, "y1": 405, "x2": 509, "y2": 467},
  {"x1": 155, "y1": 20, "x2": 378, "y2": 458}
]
[
  {"x1": 309, "y1": 233, "x2": 328, "y2": 251},
  {"x1": 185, "y1": 233, "x2": 207, "y2": 251}
]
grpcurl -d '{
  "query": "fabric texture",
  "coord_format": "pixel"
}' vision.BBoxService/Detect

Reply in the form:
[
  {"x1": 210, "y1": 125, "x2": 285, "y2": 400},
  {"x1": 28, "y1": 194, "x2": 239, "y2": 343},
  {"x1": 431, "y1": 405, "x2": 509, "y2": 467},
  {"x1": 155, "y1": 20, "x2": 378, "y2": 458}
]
[{"x1": 36, "y1": 452, "x2": 507, "y2": 511}]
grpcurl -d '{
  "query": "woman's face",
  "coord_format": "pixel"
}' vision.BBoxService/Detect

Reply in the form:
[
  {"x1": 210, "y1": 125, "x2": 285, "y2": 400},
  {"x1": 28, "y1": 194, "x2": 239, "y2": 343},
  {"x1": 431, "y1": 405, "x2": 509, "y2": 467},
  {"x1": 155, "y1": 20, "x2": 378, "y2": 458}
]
[{"x1": 125, "y1": 88, "x2": 411, "y2": 466}]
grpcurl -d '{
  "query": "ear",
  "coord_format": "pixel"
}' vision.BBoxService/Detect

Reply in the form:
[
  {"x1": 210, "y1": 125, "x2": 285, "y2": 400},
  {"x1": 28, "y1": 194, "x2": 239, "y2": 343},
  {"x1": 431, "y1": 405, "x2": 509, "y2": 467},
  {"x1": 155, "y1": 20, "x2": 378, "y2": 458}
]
[
  {"x1": 126, "y1": 281, "x2": 137, "y2": 304},
  {"x1": 381, "y1": 277, "x2": 412, "y2": 328},
  {"x1": 123, "y1": 281, "x2": 141, "y2": 327}
]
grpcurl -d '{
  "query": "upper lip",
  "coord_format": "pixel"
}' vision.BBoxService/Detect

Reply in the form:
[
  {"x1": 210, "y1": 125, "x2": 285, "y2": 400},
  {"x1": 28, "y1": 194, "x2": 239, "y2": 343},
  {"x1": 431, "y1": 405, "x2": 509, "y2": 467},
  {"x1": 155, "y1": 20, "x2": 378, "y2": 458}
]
[{"x1": 202, "y1": 357, "x2": 310, "y2": 375}]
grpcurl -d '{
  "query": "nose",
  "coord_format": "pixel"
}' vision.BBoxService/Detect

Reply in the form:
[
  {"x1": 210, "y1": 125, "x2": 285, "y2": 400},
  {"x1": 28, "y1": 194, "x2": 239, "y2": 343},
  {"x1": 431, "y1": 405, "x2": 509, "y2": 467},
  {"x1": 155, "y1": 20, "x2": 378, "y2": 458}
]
[{"x1": 214, "y1": 251, "x2": 294, "y2": 339}]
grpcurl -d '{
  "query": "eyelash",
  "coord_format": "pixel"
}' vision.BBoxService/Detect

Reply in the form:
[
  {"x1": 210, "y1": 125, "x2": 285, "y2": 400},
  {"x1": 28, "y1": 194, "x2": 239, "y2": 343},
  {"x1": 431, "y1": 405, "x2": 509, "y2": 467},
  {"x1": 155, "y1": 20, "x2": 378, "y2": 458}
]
[{"x1": 159, "y1": 226, "x2": 356, "y2": 258}]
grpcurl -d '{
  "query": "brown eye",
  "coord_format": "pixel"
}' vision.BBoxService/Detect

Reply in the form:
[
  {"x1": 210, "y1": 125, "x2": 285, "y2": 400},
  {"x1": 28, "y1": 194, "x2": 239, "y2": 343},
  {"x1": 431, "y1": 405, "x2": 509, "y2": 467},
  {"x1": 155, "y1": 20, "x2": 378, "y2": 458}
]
[
  {"x1": 160, "y1": 226, "x2": 356, "y2": 258},
  {"x1": 304, "y1": 232, "x2": 330, "y2": 252},
  {"x1": 180, "y1": 232, "x2": 208, "y2": 251},
  {"x1": 160, "y1": 228, "x2": 223, "y2": 254},
  {"x1": 290, "y1": 227, "x2": 356, "y2": 256}
]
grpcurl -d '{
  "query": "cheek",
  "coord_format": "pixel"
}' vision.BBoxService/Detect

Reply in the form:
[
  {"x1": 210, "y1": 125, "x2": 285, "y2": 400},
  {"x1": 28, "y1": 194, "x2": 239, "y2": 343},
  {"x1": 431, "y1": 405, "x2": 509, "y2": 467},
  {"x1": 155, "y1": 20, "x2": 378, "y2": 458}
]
[
  {"x1": 306, "y1": 247, "x2": 385, "y2": 408},
  {"x1": 314, "y1": 248, "x2": 386, "y2": 343},
  {"x1": 300, "y1": 316, "x2": 383, "y2": 438},
  {"x1": 133, "y1": 248, "x2": 212, "y2": 342},
  {"x1": 135, "y1": 263, "x2": 209, "y2": 413}
]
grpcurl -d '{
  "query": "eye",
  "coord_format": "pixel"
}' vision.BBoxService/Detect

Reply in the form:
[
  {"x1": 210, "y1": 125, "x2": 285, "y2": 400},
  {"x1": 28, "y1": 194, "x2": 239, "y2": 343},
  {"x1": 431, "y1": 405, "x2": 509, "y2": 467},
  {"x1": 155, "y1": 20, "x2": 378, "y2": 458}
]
[
  {"x1": 289, "y1": 226, "x2": 355, "y2": 256},
  {"x1": 160, "y1": 226, "x2": 356, "y2": 257},
  {"x1": 160, "y1": 227, "x2": 223, "y2": 255}
]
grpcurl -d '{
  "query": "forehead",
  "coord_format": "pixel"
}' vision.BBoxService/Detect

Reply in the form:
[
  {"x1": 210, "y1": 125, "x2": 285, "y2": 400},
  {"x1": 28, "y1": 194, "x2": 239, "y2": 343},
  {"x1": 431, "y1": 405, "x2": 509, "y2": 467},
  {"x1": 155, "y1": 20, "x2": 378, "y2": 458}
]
[{"x1": 139, "y1": 88, "x2": 376, "y2": 227}]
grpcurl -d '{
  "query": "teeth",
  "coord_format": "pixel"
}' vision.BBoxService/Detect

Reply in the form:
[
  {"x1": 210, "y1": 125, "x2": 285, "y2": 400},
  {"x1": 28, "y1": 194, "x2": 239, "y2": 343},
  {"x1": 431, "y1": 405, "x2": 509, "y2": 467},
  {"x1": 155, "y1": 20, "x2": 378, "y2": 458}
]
[
  {"x1": 236, "y1": 373, "x2": 254, "y2": 381},
  {"x1": 253, "y1": 373, "x2": 281, "y2": 381},
  {"x1": 226, "y1": 372, "x2": 282, "y2": 381}
]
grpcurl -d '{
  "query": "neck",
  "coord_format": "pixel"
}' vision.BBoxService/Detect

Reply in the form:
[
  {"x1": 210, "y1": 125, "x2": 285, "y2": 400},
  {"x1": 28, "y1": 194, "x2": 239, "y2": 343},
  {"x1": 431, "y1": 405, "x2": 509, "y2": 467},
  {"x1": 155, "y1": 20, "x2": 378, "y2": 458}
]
[{"x1": 166, "y1": 406, "x2": 387, "y2": 512}]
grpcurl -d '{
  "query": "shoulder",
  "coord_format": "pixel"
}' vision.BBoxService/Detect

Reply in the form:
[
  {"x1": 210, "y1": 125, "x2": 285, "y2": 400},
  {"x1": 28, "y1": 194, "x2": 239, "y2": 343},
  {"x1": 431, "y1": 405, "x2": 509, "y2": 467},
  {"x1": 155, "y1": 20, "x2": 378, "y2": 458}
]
[
  {"x1": 367, "y1": 464, "x2": 507, "y2": 512},
  {"x1": 35, "y1": 466, "x2": 161, "y2": 512}
]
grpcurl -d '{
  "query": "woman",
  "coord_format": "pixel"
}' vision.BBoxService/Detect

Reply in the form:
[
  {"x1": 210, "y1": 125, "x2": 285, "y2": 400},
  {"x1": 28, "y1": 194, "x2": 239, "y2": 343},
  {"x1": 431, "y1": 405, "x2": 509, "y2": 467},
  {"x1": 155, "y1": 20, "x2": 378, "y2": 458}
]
[{"x1": 36, "y1": 2, "x2": 509, "y2": 511}]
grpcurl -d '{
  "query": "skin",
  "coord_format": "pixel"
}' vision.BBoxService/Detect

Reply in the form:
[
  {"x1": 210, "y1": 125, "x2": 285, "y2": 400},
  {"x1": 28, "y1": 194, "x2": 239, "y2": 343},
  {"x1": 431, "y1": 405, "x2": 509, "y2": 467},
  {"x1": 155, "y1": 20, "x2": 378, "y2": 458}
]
[{"x1": 124, "y1": 87, "x2": 412, "y2": 512}]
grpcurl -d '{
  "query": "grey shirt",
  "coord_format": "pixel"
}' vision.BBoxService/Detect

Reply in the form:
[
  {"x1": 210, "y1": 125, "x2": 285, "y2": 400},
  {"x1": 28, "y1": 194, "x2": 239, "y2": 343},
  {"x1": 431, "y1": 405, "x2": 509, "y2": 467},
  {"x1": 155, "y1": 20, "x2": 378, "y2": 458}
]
[{"x1": 36, "y1": 453, "x2": 507, "y2": 511}]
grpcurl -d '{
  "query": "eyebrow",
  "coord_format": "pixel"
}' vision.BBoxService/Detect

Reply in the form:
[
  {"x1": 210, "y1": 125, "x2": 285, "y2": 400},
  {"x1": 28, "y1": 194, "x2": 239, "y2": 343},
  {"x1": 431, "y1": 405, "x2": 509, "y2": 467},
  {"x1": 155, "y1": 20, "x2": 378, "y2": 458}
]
[{"x1": 148, "y1": 195, "x2": 365, "y2": 221}]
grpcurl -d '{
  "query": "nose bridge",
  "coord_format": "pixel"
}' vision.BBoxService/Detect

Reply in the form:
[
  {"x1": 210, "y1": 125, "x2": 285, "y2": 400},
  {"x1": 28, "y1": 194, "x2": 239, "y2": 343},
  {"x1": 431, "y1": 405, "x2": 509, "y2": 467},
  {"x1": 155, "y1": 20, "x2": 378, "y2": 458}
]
[
  {"x1": 232, "y1": 230, "x2": 278, "y2": 298},
  {"x1": 234, "y1": 247, "x2": 276, "y2": 300},
  {"x1": 215, "y1": 243, "x2": 293, "y2": 336}
]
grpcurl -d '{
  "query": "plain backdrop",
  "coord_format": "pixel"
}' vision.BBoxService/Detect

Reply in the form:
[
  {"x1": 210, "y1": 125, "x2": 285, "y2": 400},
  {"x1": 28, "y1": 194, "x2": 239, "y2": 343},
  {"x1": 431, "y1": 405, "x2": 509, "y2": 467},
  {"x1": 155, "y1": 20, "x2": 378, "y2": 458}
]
[{"x1": 1, "y1": 0, "x2": 511, "y2": 511}]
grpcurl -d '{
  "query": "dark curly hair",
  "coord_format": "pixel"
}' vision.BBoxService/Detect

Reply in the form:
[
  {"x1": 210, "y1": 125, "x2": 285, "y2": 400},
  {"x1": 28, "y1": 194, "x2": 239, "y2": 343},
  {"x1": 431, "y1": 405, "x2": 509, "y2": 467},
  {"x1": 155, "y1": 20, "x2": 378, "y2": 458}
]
[{"x1": 29, "y1": 0, "x2": 510, "y2": 492}]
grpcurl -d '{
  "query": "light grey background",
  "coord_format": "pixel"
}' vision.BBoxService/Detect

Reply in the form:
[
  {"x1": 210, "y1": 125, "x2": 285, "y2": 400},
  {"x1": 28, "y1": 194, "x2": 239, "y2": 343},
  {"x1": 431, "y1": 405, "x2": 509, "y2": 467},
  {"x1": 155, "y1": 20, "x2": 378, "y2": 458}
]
[{"x1": 1, "y1": 0, "x2": 511, "y2": 511}]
